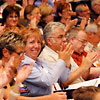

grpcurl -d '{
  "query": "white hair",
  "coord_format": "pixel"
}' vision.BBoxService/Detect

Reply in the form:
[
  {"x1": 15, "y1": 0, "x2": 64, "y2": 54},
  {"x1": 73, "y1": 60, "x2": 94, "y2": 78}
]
[
  {"x1": 85, "y1": 23, "x2": 98, "y2": 34},
  {"x1": 91, "y1": 0, "x2": 100, "y2": 7}
]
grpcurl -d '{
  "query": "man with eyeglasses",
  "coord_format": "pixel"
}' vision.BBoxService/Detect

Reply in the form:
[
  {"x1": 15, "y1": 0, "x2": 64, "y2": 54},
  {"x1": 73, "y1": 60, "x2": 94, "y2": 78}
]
[
  {"x1": 39, "y1": 22, "x2": 71, "y2": 91},
  {"x1": 67, "y1": 27, "x2": 100, "y2": 84},
  {"x1": 74, "y1": 3, "x2": 91, "y2": 27},
  {"x1": 39, "y1": 22, "x2": 100, "y2": 88}
]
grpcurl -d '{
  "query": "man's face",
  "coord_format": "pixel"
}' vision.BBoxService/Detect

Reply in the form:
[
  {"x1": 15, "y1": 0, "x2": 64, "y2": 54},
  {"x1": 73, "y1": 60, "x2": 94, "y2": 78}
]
[
  {"x1": 91, "y1": 33, "x2": 100, "y2": 46},
  {"x1": 88, "y1": 27, "x2": 100, "y2": 46},
  {"x1": 79, "y1": 5, "x2": 90, "y2": 18},
  {"x1": 48, "y1": 28, "x2": 67, "y2": 52},
  {"x1": 92, "y1": 2, "x2": 100, "y2": 14},
  {"x1": 70, "y1": 30, "x2": 87, "y2": 54}
]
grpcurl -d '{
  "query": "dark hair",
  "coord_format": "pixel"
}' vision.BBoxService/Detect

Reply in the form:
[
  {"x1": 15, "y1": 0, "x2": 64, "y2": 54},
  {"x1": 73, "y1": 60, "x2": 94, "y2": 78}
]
[
  {"x1": 0, "y1": 32, "x2": 26, "y2": 59},
  {"x1": 55, "y1": 2, "x2": 70, "y2": 21},
  {"x1": 0, "y1": 42, "x2": 15, "y2": 59},
  {"x1": 24, "y1": 5, "x2": 37, "y2": 20},
  {"x1": 2, "y1": 5, "x2": 21, "y2": 24}
]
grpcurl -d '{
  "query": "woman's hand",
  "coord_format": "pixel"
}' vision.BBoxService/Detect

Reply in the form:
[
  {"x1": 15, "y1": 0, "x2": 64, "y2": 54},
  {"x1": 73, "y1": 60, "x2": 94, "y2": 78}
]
[{"x1": 16, "y1": 62, "x2": 34, "y2": 83}]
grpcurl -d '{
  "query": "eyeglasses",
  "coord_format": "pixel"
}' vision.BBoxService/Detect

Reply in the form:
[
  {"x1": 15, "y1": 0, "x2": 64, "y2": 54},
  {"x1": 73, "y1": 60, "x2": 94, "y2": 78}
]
[
  {"x1": 49, "y1": 34, "x2": 67, "y2": 39},
  {"x1": 76, "y1": 38, "x2": 87, "y2": 44}
]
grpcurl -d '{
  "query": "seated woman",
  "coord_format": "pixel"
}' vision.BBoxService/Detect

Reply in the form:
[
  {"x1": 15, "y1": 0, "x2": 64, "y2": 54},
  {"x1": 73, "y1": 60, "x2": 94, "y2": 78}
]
[
  {"x1": 39, "y1": 4, "x2": 54, "y2": 29},
  {"x1": 0, "y1": 31, "x2": 67, "y2": 100},
  {"x1": 19, "y1": 27, "x2": 72, "y2": 97},
  {"x1": 2, "y1": 5, "x2": 24, "y2": 33}
]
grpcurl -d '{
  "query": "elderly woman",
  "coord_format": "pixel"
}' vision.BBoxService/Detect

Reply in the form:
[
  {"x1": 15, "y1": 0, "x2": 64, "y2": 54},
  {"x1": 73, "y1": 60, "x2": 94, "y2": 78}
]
[{"x1": 19, "y1": 27, "x2": 72, "y2": 97}]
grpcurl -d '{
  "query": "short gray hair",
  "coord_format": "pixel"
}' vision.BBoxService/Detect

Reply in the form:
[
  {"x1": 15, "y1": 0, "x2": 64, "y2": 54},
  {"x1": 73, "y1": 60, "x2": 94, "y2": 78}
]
[
  {"x1": 44, "y1": 22, "x2": 66, "y2": 44},
  {"x1": 85, "y1": 22, "x2": 98, "y2": 34},
  {"x1": 67, "y1": 28, "x2": 86, "y2": 42}
]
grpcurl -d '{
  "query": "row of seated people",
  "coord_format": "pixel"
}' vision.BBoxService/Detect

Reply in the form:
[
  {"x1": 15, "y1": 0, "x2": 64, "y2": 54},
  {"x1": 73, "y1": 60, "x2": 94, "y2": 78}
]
[
  {"x1": 0, "y1": 22, "x2": 100, "y2": 99},
  {"x1": 0, "y1": 0, "x2": 100, "y2": 99}
]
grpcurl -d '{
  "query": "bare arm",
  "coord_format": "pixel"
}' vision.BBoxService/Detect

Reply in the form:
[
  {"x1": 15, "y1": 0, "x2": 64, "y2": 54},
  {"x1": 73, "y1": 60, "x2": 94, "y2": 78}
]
[
  {"x1": 17, "y1": 92, "x2": 67, "y2": 100},
  {"x1": 62, "y1": 51, "x2": 100, "y2": 86}
]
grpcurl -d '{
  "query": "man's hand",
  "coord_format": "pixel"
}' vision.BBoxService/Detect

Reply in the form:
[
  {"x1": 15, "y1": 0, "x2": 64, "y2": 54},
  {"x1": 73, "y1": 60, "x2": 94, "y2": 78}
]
[{"x1": 58, "y1": 43, "x2": 73, "y2": 67}]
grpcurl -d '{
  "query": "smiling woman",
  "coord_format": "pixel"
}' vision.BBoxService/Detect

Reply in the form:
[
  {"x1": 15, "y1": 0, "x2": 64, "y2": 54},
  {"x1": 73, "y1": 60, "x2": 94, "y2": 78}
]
[{"x1": 2, "y1": 5, "x2": 24, "y2": 33}]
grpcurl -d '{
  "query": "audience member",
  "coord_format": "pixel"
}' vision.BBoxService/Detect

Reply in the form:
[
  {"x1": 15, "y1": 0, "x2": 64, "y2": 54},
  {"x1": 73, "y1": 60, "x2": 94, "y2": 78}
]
[
  {"x1": 85, "y1": 22, "x2": 100, "y2": 67},
  {"x1": 39, "y1": 4, "x2": 54, "y2": 29},
  {"x1": 73, "y1": 86, "x2": 100, "y2": 100},
  {"x1": 2, "y1": 5, "x2": 24, "y2": 33},
  {"x1": 74, "y1": 3, "x2": 91, "y2": 29},
  {"x1": 85, "y1": 22, "x2": 100, "y2": 52},
  {"x1": 67, "y1": 28, "x2": 100, "y2": 83},
  {"x1": 55, "y1": 1, "x2": 77, "y2": 31},
  {"x1": 91, "y1": 0, "x2": 100, "y2": 21},
  {"x1": 24, "y1": 5, "x2": 41, "y2": 28}
]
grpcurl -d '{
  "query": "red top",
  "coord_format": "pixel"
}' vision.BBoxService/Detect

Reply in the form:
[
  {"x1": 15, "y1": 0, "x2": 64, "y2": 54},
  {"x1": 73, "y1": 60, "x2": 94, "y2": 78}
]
[{"x1": 72, "y1": 50, "x2": 94, "y2": 67}]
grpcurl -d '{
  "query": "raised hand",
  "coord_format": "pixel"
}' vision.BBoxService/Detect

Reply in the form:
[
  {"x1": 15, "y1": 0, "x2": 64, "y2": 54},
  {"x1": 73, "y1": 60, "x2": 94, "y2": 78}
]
[
  {"x1": 81, "y1": 50, "x2": 100, "y2": 69},
  {"x1": 65, "y1": 19, "x2": 78, "y2": 32},
  {"x1": 29, "y1": 17, "x2": 37, "y2": 28},
  {"x1": 0, "y1": 56, "x2": 15, "y2": 88},
  {"x1": 80, "y1": 18, "x2": 87, "y2": 30},
  {"x1": 16, "y1": 62, "x2": 34, "y2": 83},
  {"x1": 58, "y1": 43, "x2": 73, "y2": 67}
]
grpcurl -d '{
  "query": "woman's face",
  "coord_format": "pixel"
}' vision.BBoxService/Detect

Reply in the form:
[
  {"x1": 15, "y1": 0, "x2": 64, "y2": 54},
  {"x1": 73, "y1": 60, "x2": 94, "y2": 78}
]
[
  {"x1": 61, "y1": 8, "x2": 71, "y2": 20},
  {"x1": 25, "y1": 35, "x2": 41, "y2": 60},
  {"x1": 31, "y1": 7, "x2": 41, "y2": 25},
  {"x1": 6, "y1": 12, "x2": 19, "y2": 26}
]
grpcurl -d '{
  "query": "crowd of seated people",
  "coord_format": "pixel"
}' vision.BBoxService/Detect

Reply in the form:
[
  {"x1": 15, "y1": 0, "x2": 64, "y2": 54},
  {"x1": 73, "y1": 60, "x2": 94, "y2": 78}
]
[{"x1": 0, "y1": 0, "x2": 100, "y2": 100}]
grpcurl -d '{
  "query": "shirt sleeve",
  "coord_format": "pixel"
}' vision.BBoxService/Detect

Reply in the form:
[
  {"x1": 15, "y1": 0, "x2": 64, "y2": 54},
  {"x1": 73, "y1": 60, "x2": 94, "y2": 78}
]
[{"x1": 23, "y1": 59, "x2": 66, "y2": 87}]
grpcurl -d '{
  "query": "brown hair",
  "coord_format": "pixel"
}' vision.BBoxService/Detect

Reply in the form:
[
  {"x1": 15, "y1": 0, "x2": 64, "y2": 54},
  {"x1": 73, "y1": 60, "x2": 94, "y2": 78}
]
[{"x1": 72, "y1": 86, "x2": 100, "y2": 100}]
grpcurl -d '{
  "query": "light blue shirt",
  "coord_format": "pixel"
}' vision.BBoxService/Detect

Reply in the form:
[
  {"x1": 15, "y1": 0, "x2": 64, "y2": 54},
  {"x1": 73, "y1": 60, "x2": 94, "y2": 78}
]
[{"x1": 20, "y1": 54, "x2": 70, "y2": 96}]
